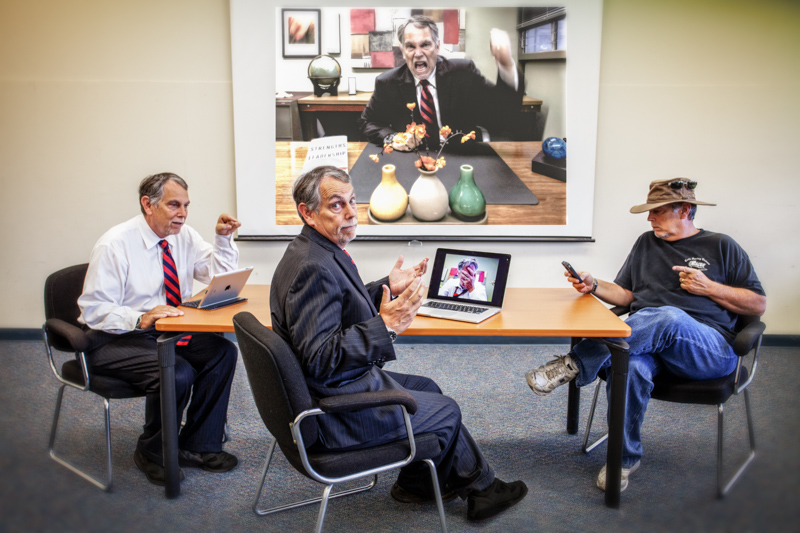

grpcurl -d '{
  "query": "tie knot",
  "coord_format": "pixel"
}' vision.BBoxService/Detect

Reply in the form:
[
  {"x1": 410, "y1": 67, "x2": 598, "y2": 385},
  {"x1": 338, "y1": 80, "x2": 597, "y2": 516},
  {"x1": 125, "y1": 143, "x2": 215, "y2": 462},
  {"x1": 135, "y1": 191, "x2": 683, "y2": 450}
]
[
  {"x1": 159, "y1": 239, "x2": 168, "y2": 250},
  {"x1": 420, "y1": 79, "x2": 429, "y2": 88}
]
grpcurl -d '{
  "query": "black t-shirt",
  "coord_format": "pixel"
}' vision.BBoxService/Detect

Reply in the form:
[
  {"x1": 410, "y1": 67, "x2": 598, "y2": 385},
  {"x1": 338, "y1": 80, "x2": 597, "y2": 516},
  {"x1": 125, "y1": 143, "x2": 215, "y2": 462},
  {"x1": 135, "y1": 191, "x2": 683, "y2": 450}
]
[{"x1": 614, "y1": 230, "x2": 765, "y2": 343}]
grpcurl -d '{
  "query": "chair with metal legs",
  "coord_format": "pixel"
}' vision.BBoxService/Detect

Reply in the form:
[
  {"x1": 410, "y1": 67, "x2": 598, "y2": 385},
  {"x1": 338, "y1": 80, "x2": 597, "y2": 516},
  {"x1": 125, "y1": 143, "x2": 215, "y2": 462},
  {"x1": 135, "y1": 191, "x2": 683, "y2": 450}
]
[
  {"x1": 233, "y1": 312, "x2": 448, "y2": 533},
  {"x1": 43, "y1": 264, "x2": 146, "y2": 491},
  {"x1": 580, "y1": 307, "x2": 765, "y2": 497}
]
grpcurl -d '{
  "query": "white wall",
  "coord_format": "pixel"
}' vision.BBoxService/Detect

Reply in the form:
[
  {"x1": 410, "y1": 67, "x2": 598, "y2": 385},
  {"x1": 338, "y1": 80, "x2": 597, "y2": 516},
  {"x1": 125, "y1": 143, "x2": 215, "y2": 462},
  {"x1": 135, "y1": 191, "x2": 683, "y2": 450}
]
[{"x1": 2, "y1": 0, "x2": 799, "y2": 334}]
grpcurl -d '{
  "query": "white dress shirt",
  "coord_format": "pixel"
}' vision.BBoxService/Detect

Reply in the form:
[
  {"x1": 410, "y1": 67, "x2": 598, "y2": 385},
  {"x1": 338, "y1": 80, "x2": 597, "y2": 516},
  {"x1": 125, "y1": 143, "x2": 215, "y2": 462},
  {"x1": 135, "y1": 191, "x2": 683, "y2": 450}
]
[
  {"x1": 439, "y1": 278, "x2": 488, "y2": 301},
  {"x1": 78, "y1": 214, "x2": 239, "y2": 333}
]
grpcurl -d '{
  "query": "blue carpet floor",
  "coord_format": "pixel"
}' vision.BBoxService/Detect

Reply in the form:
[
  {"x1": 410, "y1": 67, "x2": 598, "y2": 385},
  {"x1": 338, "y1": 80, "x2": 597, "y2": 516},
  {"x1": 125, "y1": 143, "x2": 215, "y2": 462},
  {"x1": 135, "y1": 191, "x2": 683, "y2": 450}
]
[{"x1": 1, "y1": 340, "x2": 798, "y2": 532}]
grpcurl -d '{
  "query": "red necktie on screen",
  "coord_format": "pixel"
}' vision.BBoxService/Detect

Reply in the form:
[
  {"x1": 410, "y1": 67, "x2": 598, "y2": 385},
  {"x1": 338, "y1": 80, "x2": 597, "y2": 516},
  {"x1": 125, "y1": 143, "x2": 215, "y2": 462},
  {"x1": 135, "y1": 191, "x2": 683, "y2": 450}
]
[
  {"x1": 419, "y1": 80, "x2": 440, "y2": 149},
  {"x1": 160, "y1": 240, "x2": 191, "y2": 346}
]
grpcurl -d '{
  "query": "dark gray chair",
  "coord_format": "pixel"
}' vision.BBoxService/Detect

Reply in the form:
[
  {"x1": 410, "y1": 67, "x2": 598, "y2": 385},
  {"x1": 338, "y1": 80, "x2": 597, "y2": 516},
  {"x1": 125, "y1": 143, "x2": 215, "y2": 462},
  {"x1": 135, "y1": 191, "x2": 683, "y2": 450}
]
[
  {"x1": 232, "y1": 312, "x2": 448, "y2": 533},
  {"x1": 43, "y1": 263, "x2": 146, "y2": 491},
  {"x1": 580, "y1": 307, "x2": 765, "y2": 497}
]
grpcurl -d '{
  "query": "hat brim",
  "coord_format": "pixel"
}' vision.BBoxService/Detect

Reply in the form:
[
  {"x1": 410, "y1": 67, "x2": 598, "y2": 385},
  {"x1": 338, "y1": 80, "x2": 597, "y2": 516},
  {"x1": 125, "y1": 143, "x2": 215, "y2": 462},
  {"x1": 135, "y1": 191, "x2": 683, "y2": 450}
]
[{"x1": 630, "y1": 199, "x2": 717, "y2": 214}]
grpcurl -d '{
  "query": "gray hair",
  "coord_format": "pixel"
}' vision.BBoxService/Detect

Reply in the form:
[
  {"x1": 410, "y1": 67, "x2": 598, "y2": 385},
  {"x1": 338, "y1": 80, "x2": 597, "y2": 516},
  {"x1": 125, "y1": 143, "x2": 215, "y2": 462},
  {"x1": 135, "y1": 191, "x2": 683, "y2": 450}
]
[
  {"x1": 670, "y1": 202, "x2": 698, "y2": 221},
  {"x1": 397, "y1": 15, "x2": 440, "y2": 45},
  {"x1": 139, "y1": 172, "x2": 188, "y2": 214},
  {"x1": 458, "y1": 258, "x2": 479, "y2": 271},
  {"x1": 293, "y1": 165, "x2": 351, "y2": 221}
]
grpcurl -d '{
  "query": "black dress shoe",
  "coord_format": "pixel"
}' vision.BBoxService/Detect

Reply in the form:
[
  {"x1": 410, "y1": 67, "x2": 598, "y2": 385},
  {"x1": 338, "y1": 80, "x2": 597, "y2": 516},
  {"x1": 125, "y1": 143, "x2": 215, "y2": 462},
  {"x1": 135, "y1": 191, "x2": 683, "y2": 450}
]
[
  {"x1": 390, "y1": 482, "x2": 458, "y2": 504},
  {"x1": 467, "y1": 478, "x2": 528, "y2": 521},
  {"x1": 133, "y1": 448, "x2": 184, "y2": 486},
  {"x1": 178, "y1": 449, "x2": 238, "y2": 473}
]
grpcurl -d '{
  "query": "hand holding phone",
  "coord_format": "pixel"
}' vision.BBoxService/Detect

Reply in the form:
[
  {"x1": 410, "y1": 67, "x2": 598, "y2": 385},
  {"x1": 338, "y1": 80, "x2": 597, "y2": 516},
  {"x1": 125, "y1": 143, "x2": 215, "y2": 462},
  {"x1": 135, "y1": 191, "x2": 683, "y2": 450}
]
[{"x1": 561, "y1": 261, "x2": 583, "y2": 284}]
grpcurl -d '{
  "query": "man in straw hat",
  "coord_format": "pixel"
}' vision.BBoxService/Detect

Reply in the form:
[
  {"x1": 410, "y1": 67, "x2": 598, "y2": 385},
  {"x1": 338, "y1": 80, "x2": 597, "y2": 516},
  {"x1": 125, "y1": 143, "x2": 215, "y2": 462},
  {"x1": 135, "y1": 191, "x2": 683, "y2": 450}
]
[{"x1": 524, "y1": 178, "x2": 766, "y2": 492}]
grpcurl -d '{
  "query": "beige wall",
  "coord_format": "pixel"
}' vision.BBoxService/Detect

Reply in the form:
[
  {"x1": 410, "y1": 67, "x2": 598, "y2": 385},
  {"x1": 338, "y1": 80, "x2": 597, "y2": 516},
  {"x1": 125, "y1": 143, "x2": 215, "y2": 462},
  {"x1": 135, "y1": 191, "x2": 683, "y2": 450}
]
[{"x1": 2, "y1": 0, "x2": 798, "y2": 334}]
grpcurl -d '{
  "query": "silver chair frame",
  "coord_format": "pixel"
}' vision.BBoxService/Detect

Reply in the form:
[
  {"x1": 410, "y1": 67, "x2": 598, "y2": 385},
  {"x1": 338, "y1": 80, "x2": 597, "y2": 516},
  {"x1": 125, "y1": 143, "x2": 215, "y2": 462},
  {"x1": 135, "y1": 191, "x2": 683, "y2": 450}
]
[
  {"x1": 44, "y1": 327, "x2": 114, "y2": 491},
  {"x1": 252, "y1": 405, "x2": 448, "y2": 533},
  {"x1": 581, "y1": 336, "x2": 762, "y2": 497}
]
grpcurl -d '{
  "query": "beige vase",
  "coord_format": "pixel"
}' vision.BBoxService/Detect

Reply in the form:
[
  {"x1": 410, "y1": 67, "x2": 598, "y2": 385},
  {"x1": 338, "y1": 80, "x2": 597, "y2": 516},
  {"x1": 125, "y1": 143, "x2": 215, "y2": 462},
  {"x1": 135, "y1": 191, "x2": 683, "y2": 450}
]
[
  {"x1": 408, "y1": 167, "x2": 449, "y2": 221},
  {"x1": 369, "y1": 164, "x2": 408, "y2": 222}
]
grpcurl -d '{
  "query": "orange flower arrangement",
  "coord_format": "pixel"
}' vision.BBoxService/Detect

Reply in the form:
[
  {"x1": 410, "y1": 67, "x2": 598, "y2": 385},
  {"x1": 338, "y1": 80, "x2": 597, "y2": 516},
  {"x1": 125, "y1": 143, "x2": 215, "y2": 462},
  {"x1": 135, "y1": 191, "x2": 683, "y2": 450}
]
[{"x1": 370, "y1": 103, "x2": 476, "y2": 171}]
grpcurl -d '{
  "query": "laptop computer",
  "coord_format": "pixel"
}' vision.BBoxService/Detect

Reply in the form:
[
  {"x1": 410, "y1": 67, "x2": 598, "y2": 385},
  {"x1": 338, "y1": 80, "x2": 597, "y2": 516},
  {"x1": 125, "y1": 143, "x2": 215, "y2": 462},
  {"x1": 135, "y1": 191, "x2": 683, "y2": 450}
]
[
  {"x1": 417, "y1": 248, "x2": 511, "y2": 323},
  {"x1": 180, "y1": 266, "x2": 254, "y2": 310}
]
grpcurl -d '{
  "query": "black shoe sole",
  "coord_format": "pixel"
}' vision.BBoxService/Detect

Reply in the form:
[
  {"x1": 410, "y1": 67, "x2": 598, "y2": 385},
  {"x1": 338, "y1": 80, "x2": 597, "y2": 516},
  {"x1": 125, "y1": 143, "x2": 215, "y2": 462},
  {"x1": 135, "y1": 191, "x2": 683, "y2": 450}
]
[{"x1": 391, "y1": 483, "x2": 458, "y2": 504}]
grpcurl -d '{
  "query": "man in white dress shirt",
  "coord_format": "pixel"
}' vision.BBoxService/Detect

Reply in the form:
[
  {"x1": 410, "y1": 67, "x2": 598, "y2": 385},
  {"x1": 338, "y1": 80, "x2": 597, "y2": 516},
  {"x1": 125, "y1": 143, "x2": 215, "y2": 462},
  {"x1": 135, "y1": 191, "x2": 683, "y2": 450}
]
[
  {"x1": 439, "y1": 258, "x2": 488, "y2": 301},
  {"x1": 78, "y1": 172, "x2": 241, "y2": 486}
]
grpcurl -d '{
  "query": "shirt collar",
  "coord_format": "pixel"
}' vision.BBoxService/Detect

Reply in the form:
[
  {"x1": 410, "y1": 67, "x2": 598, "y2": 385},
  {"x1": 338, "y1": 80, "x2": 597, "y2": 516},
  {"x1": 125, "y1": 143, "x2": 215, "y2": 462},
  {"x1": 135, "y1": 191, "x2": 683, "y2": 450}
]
[
  {"x1": 413, "y1": 68, "x2": 438, "y2": 89},
  {"x1": 136, "y1": 214, "x2": 172, "y2": 250}
]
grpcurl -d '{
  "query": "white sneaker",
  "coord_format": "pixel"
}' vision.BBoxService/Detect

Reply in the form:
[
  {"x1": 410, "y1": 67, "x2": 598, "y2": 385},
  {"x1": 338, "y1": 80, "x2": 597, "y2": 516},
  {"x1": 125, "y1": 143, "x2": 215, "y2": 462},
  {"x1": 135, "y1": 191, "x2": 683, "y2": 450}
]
[
  {"x1": 597, "y1": 460, "x2": 641, "y2": 492},
  {"x1": 525, "y1": 354, "x2": 579, "y2": 396}
]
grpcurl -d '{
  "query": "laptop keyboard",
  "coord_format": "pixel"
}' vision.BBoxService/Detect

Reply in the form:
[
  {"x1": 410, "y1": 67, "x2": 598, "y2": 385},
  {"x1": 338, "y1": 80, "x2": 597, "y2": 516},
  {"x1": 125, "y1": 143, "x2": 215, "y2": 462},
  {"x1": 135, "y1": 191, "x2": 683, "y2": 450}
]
[
  {"x1": 422, "y1": 301, "x2": 489, "y2": 314},
  {"x1": 181, "y1": 299, "x2": 201, "y2": 308}
]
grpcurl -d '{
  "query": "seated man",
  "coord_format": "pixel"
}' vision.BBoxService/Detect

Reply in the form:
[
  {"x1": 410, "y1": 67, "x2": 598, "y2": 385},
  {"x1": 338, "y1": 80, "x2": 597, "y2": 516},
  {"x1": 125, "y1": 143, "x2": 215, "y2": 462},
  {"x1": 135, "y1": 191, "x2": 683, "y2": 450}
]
[
  {"x1": 358, "y1": 15, "x2": 524, "y2": 150},
  {"x1": 78, "y1": 172, "x2": 241, "y2": 485},
  {"x1": 525, "y1": 178, "x2": 766, "y2": 492},
  {"x1": 439, "y1": 258, "x2": 488, "y2": 301},
  {"x1": 270, "y1": 165, "x2": 527, "y2": 521}
]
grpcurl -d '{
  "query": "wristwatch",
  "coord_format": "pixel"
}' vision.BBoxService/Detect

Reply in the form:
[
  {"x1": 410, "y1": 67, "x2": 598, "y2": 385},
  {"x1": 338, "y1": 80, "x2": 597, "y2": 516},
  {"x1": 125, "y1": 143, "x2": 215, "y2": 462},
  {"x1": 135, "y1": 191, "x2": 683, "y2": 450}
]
[
  {"x1": 384, "y1": 133, "x2": 396, "y2": 146},
  {"x1": 135, "y1": 315, "x2": 143, "y2": 329},
  {"x1": 590, "y1": 278, "x2": 599, "y2": 294},
  {"x1": 386, "y1": 327, "x2": 398, "y2": 343}
]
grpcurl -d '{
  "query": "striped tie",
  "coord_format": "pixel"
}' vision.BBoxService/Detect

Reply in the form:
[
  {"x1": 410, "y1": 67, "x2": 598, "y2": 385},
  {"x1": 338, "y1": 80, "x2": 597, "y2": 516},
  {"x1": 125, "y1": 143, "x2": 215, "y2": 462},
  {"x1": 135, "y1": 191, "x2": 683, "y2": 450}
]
[
  {"x1": 419, "y1": 80, "x2": 440, "y2": 150},
  {"x1": 343, "y1": 250, "x2": 358, "y2": 272},
  {"x1": 160, "y1": 240, "x2": 191, "y2": 346}
]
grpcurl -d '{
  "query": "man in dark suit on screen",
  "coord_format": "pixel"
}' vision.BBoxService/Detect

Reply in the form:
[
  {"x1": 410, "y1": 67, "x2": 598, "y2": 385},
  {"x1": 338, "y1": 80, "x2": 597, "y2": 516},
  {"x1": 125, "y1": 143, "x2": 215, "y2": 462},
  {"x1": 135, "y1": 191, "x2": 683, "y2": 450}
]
[
  {"x1": 270, "y1": 165, "x2": 527, "y2": 521},
  {"x1": 358, "y1": 15, "x2": 524, "y2": 149}
]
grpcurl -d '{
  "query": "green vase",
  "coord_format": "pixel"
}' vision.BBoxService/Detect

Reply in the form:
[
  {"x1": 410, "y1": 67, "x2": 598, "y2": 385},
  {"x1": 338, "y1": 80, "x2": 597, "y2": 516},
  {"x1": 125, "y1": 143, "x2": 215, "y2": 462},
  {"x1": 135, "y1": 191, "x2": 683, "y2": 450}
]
[{"x1": 449, "y1": 164, "x2": 486, "y2": 222}]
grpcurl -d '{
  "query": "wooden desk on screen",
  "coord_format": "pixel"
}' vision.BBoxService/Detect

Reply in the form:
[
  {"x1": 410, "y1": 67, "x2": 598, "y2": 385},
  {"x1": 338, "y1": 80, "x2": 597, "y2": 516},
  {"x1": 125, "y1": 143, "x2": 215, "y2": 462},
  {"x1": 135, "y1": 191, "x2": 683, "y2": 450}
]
[
  {"x1": 297, "y1": 92, "x2": 543, "y2": 141},
  {"x1": 156, "y1": 285, "x2": 631, "y2": 507},
  {"x1": 275, "y1": 141, "x2": 566, "y2": 227}
]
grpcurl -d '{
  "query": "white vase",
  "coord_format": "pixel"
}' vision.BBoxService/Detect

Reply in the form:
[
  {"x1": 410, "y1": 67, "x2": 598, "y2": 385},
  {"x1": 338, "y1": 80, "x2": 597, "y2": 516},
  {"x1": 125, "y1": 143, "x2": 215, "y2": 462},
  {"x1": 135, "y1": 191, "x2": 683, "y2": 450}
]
[
  {"x1": 408, "y1": 167, "x2": 449, "y2": 222},
  {"x1": 369, "y1": 164, "x2": 408, "y2": 221}
]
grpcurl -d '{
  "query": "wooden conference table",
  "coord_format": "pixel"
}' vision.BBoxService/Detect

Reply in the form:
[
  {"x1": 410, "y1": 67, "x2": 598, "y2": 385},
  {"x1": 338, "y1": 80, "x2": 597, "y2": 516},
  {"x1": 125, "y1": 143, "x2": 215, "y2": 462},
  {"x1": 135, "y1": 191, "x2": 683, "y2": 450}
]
[
  {"x1": 276, "y1": 141, "x2": 567, "y2": 226},
  {"x1": 155, "y1": 285, "x2": 631, "y2": 506}
]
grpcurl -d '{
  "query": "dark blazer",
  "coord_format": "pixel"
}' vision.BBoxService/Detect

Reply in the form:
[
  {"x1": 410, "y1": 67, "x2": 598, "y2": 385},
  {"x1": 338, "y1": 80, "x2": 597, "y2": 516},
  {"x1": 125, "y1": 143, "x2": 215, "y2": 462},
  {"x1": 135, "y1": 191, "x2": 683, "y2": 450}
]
[
  {"x1": 270, "y1": 225, "x2": 408, "y2": 449},
  {"x1": 358, "y1": 56, "x2": 524, "y2": 145}
]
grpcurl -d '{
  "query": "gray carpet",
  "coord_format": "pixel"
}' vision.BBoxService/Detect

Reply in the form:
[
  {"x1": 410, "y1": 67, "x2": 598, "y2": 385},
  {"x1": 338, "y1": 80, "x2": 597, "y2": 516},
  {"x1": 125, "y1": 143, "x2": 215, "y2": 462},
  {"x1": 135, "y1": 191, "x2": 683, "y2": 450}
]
[{"x1": 1, "y1": 339, "x2": 798, "y2": 532}]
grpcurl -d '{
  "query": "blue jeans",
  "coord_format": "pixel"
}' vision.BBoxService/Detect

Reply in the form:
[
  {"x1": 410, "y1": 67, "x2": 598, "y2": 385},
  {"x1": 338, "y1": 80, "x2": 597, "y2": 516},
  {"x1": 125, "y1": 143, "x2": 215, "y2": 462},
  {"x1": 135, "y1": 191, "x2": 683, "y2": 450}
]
[{"x1": 571, "y1": 306, "x2": 737, "y2": 468}]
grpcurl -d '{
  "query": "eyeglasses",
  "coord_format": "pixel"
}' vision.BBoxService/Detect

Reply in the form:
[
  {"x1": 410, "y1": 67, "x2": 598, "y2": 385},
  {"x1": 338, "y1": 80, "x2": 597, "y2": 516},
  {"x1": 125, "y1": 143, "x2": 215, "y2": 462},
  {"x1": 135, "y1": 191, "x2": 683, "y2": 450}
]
[{"x1": 669, "y1": 180, "x2": 697, "y2": 190}]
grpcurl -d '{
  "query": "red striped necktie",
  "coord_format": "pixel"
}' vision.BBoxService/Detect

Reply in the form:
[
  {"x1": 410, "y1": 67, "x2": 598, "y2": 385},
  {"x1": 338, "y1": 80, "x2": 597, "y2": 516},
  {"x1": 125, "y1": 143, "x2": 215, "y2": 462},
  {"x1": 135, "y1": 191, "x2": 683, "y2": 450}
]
[
  {"x1": 343, "y1": 250, "x2": 358, "y2": 272},
  {"x1": 160, "y1": 240, "x2": 191, "y2": 346},
  {"x1": 419, "y1": 79, "x2": 440, "y2": 150}
]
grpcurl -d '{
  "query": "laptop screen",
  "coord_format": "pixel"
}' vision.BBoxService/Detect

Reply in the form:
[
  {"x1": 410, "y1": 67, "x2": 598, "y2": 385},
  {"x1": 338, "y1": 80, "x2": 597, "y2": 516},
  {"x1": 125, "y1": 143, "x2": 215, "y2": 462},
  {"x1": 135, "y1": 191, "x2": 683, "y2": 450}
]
[{"x1": 427, "y1": 248, "x2": 511, "y2": 307}]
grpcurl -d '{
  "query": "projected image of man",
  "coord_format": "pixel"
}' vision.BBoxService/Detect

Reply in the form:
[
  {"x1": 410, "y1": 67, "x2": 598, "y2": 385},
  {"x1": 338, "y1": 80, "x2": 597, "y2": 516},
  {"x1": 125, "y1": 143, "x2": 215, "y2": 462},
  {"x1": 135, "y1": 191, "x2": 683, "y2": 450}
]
[{"x1": 439, "y1": 258, "x2": 488, "y2": 301}]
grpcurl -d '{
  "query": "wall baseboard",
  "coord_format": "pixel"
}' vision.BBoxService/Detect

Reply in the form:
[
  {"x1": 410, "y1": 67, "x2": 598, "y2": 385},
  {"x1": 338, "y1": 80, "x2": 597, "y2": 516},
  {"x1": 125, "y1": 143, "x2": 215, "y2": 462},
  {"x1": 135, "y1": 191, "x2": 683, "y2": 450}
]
[{"x1": 5, "y1": 328, "x2": 799, "y2": 347}]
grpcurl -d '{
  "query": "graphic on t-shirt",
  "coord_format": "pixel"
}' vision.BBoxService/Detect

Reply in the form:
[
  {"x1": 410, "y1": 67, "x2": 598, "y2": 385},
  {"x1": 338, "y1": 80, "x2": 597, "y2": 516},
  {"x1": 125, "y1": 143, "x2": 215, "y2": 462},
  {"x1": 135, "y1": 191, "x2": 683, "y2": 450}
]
[{"x1": 684, "y1": 257, "x2": 710, "y2": 271}]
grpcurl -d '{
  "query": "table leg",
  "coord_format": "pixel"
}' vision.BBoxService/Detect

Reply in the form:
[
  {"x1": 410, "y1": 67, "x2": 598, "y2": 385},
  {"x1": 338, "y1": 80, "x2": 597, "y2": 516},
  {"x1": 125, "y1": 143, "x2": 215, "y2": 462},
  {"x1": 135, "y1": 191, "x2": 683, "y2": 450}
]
[
  {"x1": 566, "y1": 337, "x2": 580, "y2": 434},
  {"x1": 157, "y1": 332, "x2": 184, "y2": 499},
  {"x1": 600, "y1": 339, "x2": 630, "y2": 509}
]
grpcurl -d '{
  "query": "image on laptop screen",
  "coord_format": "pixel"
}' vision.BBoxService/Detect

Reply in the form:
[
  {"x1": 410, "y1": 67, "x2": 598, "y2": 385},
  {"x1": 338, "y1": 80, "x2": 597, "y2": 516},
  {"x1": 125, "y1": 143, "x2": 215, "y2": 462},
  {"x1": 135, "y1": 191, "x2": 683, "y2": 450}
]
[{"x1": 437, "y1": 253, "x2": 500, "y2": 302}]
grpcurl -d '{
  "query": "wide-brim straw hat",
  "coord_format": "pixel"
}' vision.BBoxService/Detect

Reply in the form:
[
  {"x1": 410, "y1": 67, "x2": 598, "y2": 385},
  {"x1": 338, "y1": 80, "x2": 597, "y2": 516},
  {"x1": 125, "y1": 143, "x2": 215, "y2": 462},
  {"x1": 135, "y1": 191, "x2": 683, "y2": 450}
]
[{"x1": 630, "y1": 178, "x2": 716, "y2": 213}]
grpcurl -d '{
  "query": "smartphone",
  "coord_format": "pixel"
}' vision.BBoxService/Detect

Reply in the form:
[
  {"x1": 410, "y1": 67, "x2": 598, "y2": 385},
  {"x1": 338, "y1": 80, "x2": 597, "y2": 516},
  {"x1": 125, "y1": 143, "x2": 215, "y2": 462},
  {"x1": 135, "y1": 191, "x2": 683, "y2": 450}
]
[{"x1": 561, "y1": 261, "x2": 583, "y2": 284}]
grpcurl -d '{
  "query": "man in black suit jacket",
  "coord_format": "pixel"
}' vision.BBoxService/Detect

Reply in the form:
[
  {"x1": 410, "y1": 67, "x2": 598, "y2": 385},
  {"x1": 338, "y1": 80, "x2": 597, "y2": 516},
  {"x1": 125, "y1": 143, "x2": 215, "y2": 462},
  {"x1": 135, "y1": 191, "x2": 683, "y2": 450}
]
[
  {"x1": 359, "y1": 15, "x2": 524, "y2": 148},
  {"x1": 270, "y1": 165, "x2": 528, "y2": 521}
]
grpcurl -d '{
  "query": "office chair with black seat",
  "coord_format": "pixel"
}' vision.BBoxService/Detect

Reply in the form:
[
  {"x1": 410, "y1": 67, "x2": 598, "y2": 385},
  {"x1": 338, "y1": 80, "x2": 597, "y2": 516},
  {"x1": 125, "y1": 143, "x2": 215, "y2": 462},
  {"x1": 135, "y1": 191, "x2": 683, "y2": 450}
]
[
  {"x1": 43, "y1": 263, "x2": 146, "y2": 491},
  {"x1": 579, "y1": 306, "x2": 765, "y2": 498},
  {"x1": 232, "y1": 312, "x2": 448, "y2": 533}
]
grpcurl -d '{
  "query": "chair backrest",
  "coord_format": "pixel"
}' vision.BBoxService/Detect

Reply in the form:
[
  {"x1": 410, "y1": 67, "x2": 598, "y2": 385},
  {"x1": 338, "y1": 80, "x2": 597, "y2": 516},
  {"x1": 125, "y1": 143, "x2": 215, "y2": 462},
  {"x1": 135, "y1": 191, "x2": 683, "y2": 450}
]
[
  {"x1": 233, "y1": 312, "x2": 319, "y2": 451},
  {"x1": 44, "y1": 264, "x2": 89, "y2": 326}
]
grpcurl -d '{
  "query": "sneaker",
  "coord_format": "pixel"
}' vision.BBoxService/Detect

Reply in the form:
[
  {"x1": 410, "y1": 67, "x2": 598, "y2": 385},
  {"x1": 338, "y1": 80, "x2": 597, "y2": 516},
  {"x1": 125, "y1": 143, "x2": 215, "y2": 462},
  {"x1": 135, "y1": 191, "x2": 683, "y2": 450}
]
[
  {"x1": 178, "y1": 449, "x2": 238, "y2": 473},
  {"x1": 525, "y1": 354, "x2": 579, "y2": 395},
  {"x1": 467, "y1": 478, "x2": 528, "y2": 521},
  {"x1": 133, "y1": 448, "x2": 184, "y2": 486},
  {"x1": 390, "y1": 482, "x2": 458, "y2": 504},
  {"x1": 597, "y1": 460, "x2": 641, "y2": 492}
]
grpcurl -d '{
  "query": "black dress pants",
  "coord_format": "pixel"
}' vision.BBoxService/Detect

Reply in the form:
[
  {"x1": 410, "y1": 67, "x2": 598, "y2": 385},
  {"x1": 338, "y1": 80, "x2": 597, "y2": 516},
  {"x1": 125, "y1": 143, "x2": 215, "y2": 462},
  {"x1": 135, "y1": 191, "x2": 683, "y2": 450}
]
[{"x1": 86, "y1": 329, "x2": 237, "y2": 464}]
